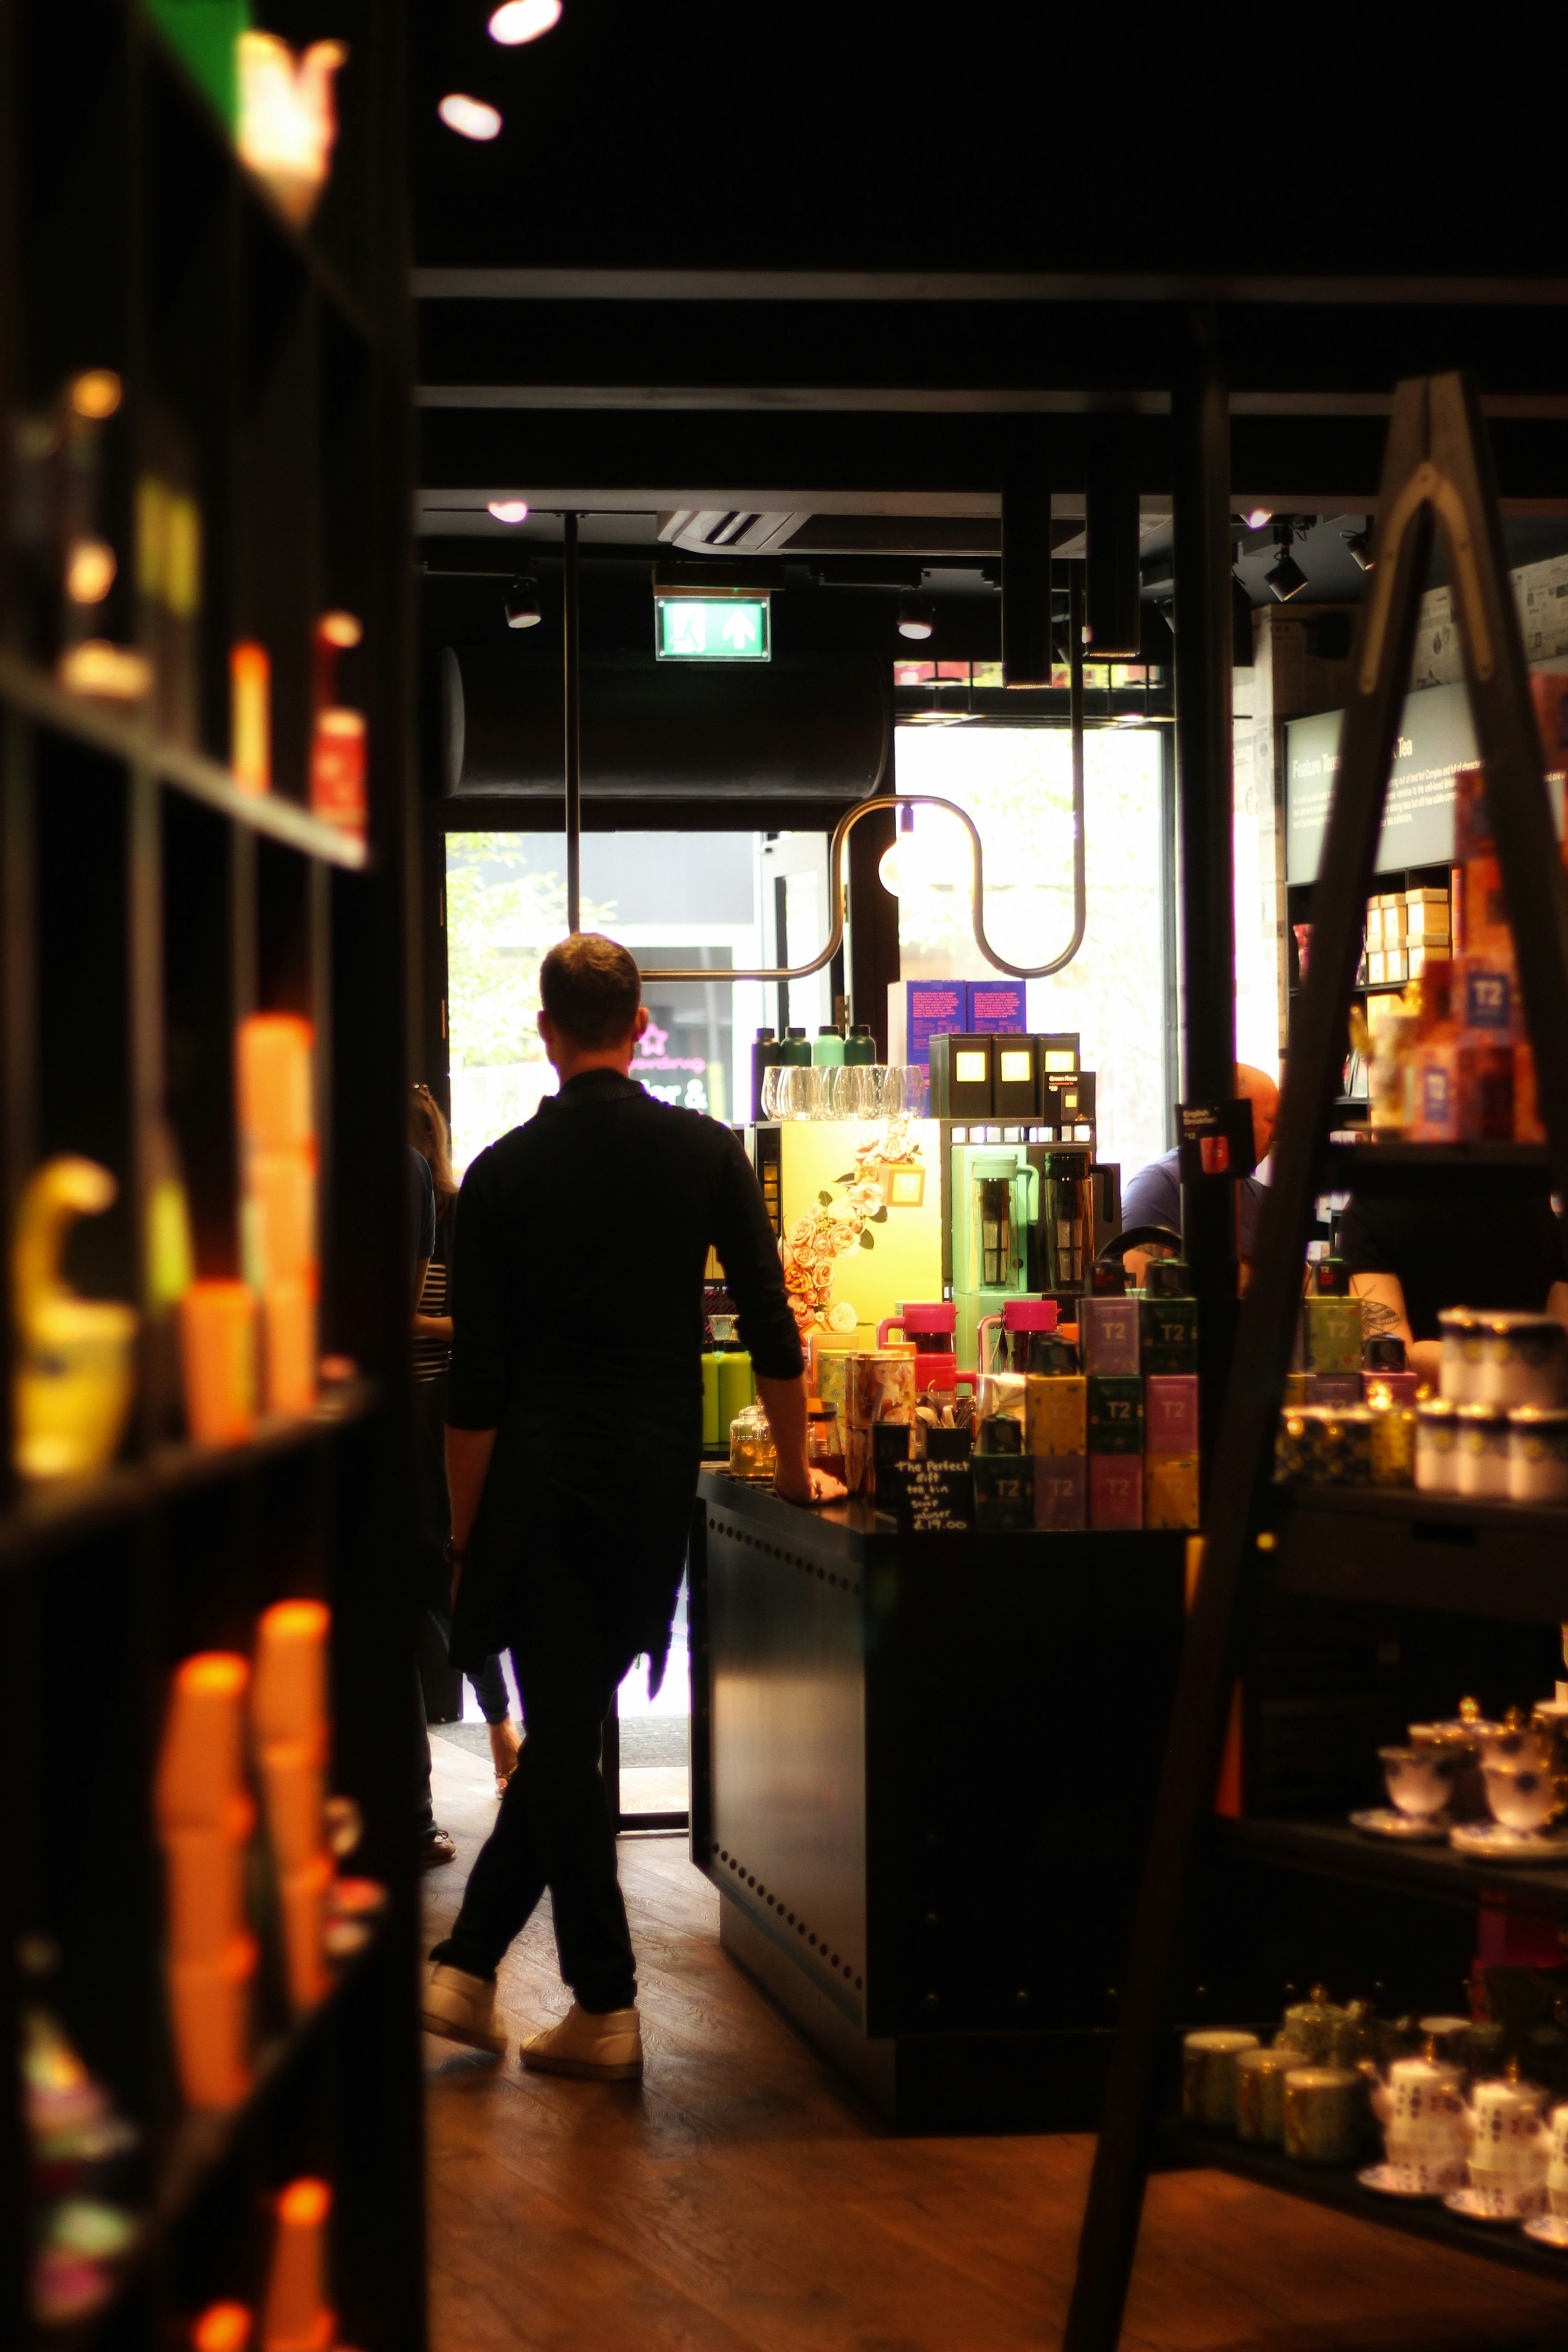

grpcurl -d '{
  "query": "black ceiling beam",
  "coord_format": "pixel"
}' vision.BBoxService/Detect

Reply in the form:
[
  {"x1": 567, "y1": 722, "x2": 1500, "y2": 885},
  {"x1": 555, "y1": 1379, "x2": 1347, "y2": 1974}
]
[
  {"x1": 416, "y1": 297, "x2": 1568, "y2": 406},
  {"x1": 417, "y1": 407, "x2": 1568, "y2": 509}
]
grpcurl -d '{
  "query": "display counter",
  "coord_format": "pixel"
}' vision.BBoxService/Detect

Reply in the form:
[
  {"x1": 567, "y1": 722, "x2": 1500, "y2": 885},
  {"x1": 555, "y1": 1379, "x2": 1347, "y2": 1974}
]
[{"x1": 689, "y1": 1467, "x2": 1186, "y2": 2132}]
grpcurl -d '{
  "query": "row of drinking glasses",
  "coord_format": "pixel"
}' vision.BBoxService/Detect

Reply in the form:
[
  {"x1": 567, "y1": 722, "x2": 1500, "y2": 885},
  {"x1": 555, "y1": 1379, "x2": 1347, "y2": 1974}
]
[{"x1": 760, "y1": 1063, "x2": 929, "y2": 1121}]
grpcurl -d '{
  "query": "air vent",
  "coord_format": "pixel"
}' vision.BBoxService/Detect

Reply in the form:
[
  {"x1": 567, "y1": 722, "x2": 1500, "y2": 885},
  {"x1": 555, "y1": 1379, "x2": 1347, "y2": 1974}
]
[{"x1": 657, "y1": 508, "x2": 809, "y2": 555}]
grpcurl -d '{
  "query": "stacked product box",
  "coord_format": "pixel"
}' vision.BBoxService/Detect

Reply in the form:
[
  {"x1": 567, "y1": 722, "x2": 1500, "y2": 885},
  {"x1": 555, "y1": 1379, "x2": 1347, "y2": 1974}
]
[
  {"x1": 1019, "y1": 1277, "x2": 1201, "y2": 1531},
  {"x1": 1142, "y1": 1269, "x2": 1200, "y2": 1528}
]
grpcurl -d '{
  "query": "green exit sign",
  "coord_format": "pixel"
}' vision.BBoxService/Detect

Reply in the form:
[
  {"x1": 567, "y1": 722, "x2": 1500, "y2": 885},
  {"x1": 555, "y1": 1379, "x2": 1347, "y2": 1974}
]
[{"x1": 655, "y1": 594, "x2": 770, "y2": 662}]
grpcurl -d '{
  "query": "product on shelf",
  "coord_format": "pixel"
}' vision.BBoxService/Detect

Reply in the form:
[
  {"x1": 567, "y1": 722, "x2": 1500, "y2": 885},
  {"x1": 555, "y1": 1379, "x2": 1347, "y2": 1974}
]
[
  {"x1": 238, "y1": 1014, "x2": 319, "y2": 1418},
  {"x1": 1355, "y1": 1691, "x2": 1568, "y2": 1862},
  {"x1": 157, "y1": 1652, "x2": 256, "y2": 2107},
  {"x1": 254, "y1": 1601, "x2": 332, "y2": 2010},
  {"x1": 726, "y1": 1400, "x2": 775, "y2": 1483},
  {"x1": 11, "y1": 1156, "x2": 139, "y2": 1480},
  {"x1": 231, "y1": 642, "x2": 273, "y2": 794},
  {"x1": 180, "y1": 1280, "x2": 259, "y2": 1446},
  {"x1": 309, "y1": 612, "x2": 368, "y2": 833},
  {"x1": 22, "y1": 1943, "x2": 142, "y2": 2325},
  {"x1": 260, "y1": 2176, "x2": 334, "y2": 2352},
  {"x1": 1181, "y1": 2029, "x2": 1259, "y2": 2127},
  {"x1": 137, "y1": 415, "x2": 203, "y2": 745},
  {"x1": 46, "y1": 368, "x2": 155, "y2": 707},
  {"x1": 238, "y1": 33, "x2": 347, "y2": 225},
  {"x1": 1283, "y1": 2067, "x2": 1366, "y2": 2165},
  {"x1": 194, "y1": 2303, "x2": 255, "y2": 2352}
]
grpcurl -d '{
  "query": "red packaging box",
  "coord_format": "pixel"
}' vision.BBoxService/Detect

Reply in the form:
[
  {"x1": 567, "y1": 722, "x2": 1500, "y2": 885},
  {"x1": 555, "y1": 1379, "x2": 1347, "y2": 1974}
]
[
  {"x1": 1089, "y1": 1454, "x2": 1142, "y2": 1531},
  {"x1": 1145, "y1": 1373, "x2": 1199, "y2": 1455},
  {"x1": 1460, "y1": 855, "x2": 1511, "y2": 955},
  {"x1": 1033, "y1": 1455, "x2": 1087, "y2": 1530},
  {"x1": 1454, "y1": 766, "x2": 1494, "y2": 860},
  {"x1": 1515, "y1": 1040, "x2": 1546, "y2": 1144}
]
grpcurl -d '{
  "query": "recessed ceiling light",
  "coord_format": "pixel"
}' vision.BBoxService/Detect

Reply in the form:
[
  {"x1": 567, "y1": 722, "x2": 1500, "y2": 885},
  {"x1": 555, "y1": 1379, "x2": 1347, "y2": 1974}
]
[
  {"x1": 487, "y1": 499, "x2": 529, "y2": 524},
  {"x1": 438, "y1": 94, "x2": 502, "y2": 140},
  {"x1": 489, "y1": 0, "x2": 562, "y2": 42}
]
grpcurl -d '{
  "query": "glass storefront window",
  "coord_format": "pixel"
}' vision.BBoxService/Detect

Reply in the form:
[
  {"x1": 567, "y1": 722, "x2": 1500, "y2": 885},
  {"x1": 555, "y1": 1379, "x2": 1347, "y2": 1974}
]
[{"x1": 893, "y1": 723, "x2": 1168, "y2": 1174}]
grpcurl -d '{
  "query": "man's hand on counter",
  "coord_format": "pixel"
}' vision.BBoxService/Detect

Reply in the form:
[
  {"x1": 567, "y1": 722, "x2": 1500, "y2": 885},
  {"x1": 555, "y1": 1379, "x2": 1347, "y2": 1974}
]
[
  {"x1": 756, "y1": 1369, "x2": 847, "y2": 1508},
  {"x1": 774, "y1": 1464, "x2": 849, "y2": 1508}
]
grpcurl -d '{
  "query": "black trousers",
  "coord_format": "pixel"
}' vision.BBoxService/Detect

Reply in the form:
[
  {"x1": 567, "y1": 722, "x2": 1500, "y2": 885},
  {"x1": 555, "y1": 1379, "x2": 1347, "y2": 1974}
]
[{"x1": 430, "y1": 1551, "x2": 639, "y2": 2013}]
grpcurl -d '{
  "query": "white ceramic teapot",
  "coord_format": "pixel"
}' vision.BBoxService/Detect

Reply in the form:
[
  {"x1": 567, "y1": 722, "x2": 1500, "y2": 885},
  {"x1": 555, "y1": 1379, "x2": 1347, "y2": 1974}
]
[
  {"x1": 1535, "y1": 2098, "x2": 1568, "y2": 2219},
  {"x1": 1463, "y1": 2067, "x2": 1550, "y2": 2218},
  {"x1": 1363, "y1": 2050, "x2": 1467, "y2": 2196}
]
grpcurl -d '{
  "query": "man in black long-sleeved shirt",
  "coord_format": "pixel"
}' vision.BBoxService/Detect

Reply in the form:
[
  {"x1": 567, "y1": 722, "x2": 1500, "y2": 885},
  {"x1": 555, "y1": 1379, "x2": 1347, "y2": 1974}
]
[{"x1": 421, "y1": 932, "x2": 835, "y2": 2079}]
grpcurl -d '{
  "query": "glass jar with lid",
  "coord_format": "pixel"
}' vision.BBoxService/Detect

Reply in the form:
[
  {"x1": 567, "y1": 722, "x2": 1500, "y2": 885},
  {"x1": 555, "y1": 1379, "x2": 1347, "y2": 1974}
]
[{"x1": 728, "y1": 1401, "x2": 777, "y2": 1483}]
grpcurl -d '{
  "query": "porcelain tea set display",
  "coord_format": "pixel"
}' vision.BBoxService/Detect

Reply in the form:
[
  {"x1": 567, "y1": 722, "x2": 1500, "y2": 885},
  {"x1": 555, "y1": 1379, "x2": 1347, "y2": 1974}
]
[
  {"x1": 1351, "y1": 1690, "x2": 1568, "y2": 1862},
  {"x1": 1359, "y1": 2052, "x2": 1568, "y2": 2244}
]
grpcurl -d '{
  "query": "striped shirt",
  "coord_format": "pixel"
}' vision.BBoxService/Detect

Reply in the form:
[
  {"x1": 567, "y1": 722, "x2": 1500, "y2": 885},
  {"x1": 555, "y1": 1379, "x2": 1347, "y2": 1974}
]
[{"x1": 414, "y1": 1210, "x2": 452, "y2": 1382}]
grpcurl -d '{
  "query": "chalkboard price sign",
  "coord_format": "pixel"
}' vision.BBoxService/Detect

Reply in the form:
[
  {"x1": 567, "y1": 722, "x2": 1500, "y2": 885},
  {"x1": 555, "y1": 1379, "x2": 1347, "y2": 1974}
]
[{"x1": 889, "y1": 1459, "x2": 975, "y2": 1534}]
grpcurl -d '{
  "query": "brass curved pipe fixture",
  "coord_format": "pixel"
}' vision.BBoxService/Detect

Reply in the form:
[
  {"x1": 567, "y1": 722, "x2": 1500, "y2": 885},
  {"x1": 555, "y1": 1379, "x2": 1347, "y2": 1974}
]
[{"x1": 637, "y1": 779, "x2": 1087, "y2": 985}]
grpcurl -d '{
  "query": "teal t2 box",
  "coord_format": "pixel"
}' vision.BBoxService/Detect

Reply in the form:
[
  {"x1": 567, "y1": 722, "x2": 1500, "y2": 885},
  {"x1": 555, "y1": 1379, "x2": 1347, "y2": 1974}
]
[
  {"x1": 1088, "y1": 1375, "x2": 1144, "y2": 1455},
  {"x1": 1141, "y1": 1296, "x2": 1198, "y2": 1374}
]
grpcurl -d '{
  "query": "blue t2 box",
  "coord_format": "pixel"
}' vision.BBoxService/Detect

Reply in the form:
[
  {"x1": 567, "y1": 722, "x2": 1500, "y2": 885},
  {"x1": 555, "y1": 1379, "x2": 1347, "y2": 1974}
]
[
  {"x1": 905, "y1": 980, "x2": 966, "y2": 1068},
  {"x1": 967, "y1": 980, "x2": 1027, "y2": 1034}
]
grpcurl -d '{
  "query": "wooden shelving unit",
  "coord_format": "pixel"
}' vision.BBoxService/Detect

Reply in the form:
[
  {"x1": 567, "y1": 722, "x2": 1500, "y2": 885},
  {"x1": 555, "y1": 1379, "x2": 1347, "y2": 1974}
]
[
  {"x1": 1065, "y1": 377, "x2": 1568, "y2": 2349},
  {"x1": 0, "y1": 5, "x2": 423, "y2": 2348}
]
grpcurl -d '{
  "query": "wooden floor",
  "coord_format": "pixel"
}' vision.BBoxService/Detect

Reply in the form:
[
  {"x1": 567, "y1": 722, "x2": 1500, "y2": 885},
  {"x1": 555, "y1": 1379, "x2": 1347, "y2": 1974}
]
[{"x1": 422, "y1": 1735, "x2": 1568, "y2": 2351}]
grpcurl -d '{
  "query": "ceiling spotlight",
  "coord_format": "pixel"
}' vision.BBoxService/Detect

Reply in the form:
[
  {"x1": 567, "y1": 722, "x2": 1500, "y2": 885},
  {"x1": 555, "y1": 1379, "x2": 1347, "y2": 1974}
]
[
  {"x1": 1343, "y1": 523, "x2": 1376, "y2": 573},
  {"x1": 489, "y1": 0, "x2": 562, "y2": 40},
  {"x1": 505, "y1": 577, "x2": 541, "y2": 629},
  {"x1": 438, "y1": 93, "x2": 503, "y2": 140},
  {"x1": 1265, "y1": 524, "x2": 1308, "y2": 603},
  {"x1": 487, "y1": 499, "x2": 529, "y2": 524},
  {"x1": 896, "y1": 593, "x2": 935, "y2": 642},
  {"x1": 1243, "y1": 507, "x2": 1272, "y2": 531}
]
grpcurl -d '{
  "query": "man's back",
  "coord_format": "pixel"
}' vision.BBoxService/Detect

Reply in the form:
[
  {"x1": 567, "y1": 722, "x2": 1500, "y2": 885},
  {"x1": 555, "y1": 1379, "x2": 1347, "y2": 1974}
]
[{"x1": 448, "y1": 1070, "x2": 799, "y2": 1418}]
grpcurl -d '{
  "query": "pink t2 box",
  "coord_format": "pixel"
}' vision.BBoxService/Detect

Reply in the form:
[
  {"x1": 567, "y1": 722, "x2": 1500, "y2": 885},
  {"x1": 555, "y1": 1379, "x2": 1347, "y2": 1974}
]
[
  {"x1": 1145, "y1": 1374, "x2": 1199, "y2": 1455},
  {"x1": 1082, "y1": 1296, "x2": 1141, "y2": 1377},
  {"x1": 1089, "y1": 1454, "x2": 1143, "y2": 1531}
]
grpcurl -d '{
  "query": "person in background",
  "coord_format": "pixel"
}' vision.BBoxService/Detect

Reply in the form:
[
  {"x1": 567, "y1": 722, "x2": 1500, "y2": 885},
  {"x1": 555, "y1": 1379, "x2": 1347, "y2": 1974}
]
[
  {"x1": 410, "y1": 1083, "x2": 522, "y2": 1801},
  {"x1": 1340, "y1": 1180, "x2": 1568, "y2": 1385},
  {"x1": 408, "y1": 1143, "x2": 456, "y2": 1870},
  {"x1": 1120, "y1": 1063, "x2": 1281, "y2": 1284},
  {"x1": 421, "y1": 934, "x2": 843, "y2": 2080}
]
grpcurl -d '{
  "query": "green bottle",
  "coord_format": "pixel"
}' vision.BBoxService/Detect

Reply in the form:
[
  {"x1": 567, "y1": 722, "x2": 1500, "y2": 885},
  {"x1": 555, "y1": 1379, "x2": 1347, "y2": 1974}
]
[
  {"x1": 813, "y1": 1025, "x2": 846, "y2": 1067},
  {"x1": 779, "y1": 1027, "x2": 812, "y2": 1067},
  {"x1": 844, "y1": 1024, "x2": 876, "y2": 1066}
]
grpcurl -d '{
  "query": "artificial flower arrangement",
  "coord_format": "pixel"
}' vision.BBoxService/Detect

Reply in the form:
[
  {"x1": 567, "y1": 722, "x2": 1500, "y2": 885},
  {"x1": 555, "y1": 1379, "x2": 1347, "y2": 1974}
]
[{"x1": 780, "y1": 1117, "x2": 922, "y2": 1335}]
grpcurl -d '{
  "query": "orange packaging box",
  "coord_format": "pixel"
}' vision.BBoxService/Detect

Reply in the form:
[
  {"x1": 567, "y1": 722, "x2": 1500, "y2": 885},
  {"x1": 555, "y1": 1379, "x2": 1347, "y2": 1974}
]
[
  {"x1": 1145, "y1": 1452, "x2": 1200, "y2": 1530},
  {"x1": 262, "y1": 2178, "x2": 335, "y2": 2352},
  {"x1": 1514, "y1": 1040, "x2": 1547, "y2": 1144},
  {"x1": 169, "y1": 1932, "x2": 255, "y2": 2110},
  {"x1": 262, "y1": 1278, "x2": 317, "y2": 1417},
  {"x1": 1460, "y1": 854, "x2": 1511, "y2": 956},
  {"x1": 253, "y1": 1600, "x2": 330, "y2": 1750},
  {"x1": 180, "y1": 1281, "x2": 257, "y2": 1446},
  {"x1": 163, "y1": 1818, "x2": 251, "y2": 1962},
  {"x1": 238, "y1": 1016, "x2": 314, "y2": 1151},
  {"x1": 156, "y1": 1653, "x2": 250, "y2": 1829}
]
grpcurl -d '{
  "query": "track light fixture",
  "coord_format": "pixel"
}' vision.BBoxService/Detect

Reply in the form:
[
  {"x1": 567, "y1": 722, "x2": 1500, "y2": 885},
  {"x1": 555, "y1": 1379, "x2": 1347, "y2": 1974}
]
[
  {"x1": 1343, "y1": 522, "x2": 1376, "y2": 573},
  {"x1": 896, "y1": 593, "x2": 935, "y2": 641},
  {"x1": 505, "y1": 577, "x2": 541, "y2": 629},
  {"x1": 1265, "y1": 521, "x2": 1308, "y2": 603}
]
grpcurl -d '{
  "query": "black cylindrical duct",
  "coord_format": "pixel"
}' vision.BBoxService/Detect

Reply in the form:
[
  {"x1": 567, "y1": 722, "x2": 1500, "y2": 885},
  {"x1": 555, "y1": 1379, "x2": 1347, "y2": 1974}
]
[
  {"x1": 1085, "y1": 418, "x2": 1142, "y2": 658},
  {"x1": 1001, "y1": 446, "x2": 1053, "y2": 686},
  {"x1": 438, "y1": 647, "x2": 890, "y2": 799}
]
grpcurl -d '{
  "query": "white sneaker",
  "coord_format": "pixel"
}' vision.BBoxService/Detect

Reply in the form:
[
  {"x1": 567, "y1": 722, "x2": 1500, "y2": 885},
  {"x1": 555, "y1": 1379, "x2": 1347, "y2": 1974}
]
[
  {"x1": 421, "y1": 1962, "x2": 506, "y2": 2056},
  {"x1": 519, "y1": 2002, "x2": 643, "y2": 2081}
]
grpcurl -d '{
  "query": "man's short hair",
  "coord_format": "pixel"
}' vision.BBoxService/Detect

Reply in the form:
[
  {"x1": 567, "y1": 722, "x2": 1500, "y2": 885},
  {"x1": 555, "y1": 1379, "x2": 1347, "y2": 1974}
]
[{"x1": 539, "y1": 933, "x2": 642, "y2": 1049}]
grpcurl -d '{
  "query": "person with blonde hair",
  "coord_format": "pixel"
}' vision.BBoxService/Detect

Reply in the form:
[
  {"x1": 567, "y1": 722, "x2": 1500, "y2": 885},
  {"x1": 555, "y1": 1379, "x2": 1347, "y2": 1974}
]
[{"x1": 409, "y1": 1083, "x2": 521, "y2": 1802}]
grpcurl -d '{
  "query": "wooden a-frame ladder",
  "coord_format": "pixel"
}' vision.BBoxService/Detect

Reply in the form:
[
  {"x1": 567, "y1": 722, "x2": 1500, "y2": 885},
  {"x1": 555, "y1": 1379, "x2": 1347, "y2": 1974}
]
[{"x1": 1063, "y1": 372, "x2": 1568, "y2": 2352}]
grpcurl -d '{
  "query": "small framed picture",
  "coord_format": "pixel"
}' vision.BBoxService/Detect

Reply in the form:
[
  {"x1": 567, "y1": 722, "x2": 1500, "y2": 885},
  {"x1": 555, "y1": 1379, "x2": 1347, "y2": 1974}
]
[{"x1": 885, "y1": 1162, "x2": 926, "y2": 1208}]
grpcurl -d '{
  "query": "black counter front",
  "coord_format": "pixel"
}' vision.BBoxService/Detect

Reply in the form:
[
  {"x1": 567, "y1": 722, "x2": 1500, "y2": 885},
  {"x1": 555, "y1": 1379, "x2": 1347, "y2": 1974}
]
[{"x1": 689, "y1": 1470, "x2": 1186, "y2": 2133}]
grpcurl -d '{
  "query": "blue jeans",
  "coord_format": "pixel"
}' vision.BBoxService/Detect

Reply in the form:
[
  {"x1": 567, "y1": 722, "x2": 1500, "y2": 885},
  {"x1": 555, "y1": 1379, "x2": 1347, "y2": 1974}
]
[{"x1": 428, "y1": 1608, "x2": 510, "y2": 1725}]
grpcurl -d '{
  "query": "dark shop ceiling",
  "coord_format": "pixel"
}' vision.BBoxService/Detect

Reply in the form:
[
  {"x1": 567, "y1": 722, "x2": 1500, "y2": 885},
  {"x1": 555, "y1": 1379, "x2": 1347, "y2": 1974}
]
[{"x1": 410, "y1": 6, "x2": 1568, "y2": 627}]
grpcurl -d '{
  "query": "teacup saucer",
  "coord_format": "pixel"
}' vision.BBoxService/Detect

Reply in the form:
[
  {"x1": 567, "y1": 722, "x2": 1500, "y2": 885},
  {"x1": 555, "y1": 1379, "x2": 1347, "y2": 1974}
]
[
  {"x1": 1444, "y1": 2187, "x2": 1539, "y2": 2224},
  {"x1": 1349, "y1": 1807, "x2": 1450, "y2": 1843},
  {"x1": 1448, "y1": 1821, "x2": 1568, "y2": 1864},
  {"x1": 1358, "y1": 2163, "x2": 1442, "y2": 2199},
  {"x1": 1522, "y1": 2215, "x2": 1568, "y2": 2250}
]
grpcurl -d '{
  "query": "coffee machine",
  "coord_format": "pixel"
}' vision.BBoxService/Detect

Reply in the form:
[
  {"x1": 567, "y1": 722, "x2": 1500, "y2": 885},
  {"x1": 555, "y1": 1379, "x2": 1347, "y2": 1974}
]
[{"x1": 947, "y1": 1135, "x2": 1122, "y2": 1367}]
